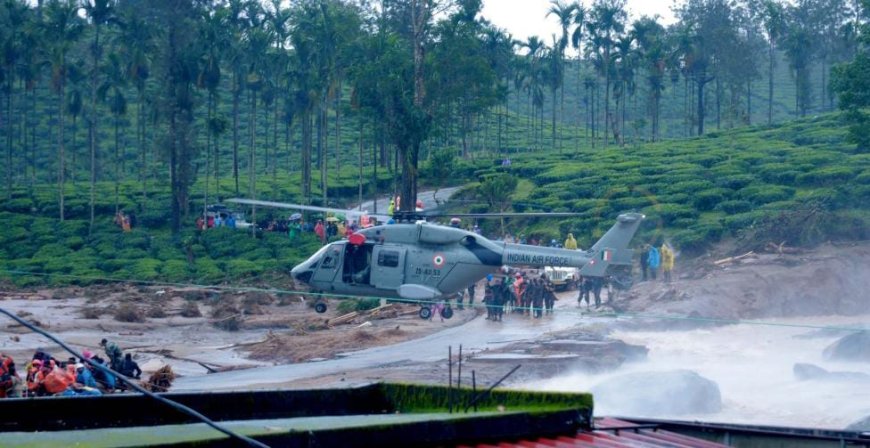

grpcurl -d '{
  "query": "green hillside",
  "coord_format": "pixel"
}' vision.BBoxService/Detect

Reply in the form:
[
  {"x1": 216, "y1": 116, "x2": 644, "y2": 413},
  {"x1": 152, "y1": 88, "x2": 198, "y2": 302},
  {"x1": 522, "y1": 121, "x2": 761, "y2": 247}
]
[
  {"x1": 474, "y1": 113, "x2": 869, "y2": 251},
  {"x1": 1, "y1": 112, "x2": 867, "y2": 288}
]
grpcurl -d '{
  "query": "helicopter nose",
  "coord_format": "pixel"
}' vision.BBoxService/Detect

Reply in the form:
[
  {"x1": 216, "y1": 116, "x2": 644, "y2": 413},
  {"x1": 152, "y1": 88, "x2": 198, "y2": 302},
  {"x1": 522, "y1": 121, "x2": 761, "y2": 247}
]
[{"x1": 291, "y1": 264, "x2": 313, "y2": 284}]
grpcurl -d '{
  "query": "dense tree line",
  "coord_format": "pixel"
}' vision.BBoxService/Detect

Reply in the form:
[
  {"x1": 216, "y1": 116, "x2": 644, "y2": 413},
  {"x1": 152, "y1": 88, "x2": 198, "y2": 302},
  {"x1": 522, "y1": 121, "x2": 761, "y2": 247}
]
[{"x1": 0, "y1": 0, "x2": 865, "y2": 234}]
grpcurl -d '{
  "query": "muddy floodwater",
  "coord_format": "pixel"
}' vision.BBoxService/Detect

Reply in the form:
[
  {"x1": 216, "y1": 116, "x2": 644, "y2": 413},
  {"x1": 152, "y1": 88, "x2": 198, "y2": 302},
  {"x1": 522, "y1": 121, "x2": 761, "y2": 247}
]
[{"x1": 533, "y1": 314, "x2": 870, "y2": 429}]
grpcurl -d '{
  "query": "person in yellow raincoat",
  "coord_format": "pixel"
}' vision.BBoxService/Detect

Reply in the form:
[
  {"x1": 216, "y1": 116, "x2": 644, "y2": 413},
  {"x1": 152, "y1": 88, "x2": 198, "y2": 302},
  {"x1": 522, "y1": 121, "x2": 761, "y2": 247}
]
[
  {"x1": 660, "y1": 243, "x2": 675, "y2": 283},
  {"x1": 564, "y1": 233, "x2": 578, "y2": 250}
]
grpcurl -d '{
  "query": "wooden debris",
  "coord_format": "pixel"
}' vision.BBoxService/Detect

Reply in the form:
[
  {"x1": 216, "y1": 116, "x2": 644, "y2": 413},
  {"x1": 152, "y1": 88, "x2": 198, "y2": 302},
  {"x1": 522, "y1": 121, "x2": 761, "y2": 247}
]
[
  {"x1": 713, "y1": 251, "x2": 756, "y2": 266},
  {"x1": 766, "y1": 242, "x2": 802, "y2": 255},
  {"x1": 0, "y1": 292, "x2": 47, "y2": 300},
  {"x1": 142, "y1": 365, "x2": 176, "y2": 392},
  {"x1": 327, "y1": 311, "x2": 359, "y2": 327}
]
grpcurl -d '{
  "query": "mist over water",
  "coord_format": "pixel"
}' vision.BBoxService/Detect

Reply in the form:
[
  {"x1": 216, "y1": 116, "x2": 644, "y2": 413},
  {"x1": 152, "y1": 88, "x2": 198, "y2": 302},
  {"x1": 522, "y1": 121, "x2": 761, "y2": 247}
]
[{"x1": 532, "y1": 314, "x2": 870, "y2": 429}]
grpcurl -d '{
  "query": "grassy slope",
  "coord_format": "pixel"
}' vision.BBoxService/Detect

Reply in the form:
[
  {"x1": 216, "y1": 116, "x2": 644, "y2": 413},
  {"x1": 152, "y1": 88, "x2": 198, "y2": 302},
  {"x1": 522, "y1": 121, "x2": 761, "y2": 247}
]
[
  {"x1": 468, "y1": 113, "x2": 869, "y2": 251},
  {"x1": 1, "y1": 113, "x2": 867, "y2": 288}
]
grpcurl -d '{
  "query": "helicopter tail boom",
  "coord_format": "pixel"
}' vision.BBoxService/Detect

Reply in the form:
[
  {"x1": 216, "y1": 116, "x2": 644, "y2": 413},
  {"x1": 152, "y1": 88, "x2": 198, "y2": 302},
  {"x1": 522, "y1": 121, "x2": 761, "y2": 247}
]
[{"x1": 579, "y1": 212, "x2": 644, "y2": 277}]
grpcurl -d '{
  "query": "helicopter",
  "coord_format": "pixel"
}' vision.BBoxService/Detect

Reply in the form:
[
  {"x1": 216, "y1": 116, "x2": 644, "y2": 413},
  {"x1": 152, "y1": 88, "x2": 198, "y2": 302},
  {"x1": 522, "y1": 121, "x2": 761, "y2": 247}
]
[{"x1": 227, "y1": 198, "x2": 644, "y2": 319}]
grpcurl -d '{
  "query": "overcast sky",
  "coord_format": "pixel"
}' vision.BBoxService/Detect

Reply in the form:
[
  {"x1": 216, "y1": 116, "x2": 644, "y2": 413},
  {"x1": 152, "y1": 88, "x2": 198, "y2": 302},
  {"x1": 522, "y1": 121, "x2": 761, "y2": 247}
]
[{"x1": 481, "y1": 0, "x2": 678, "y2": 43}]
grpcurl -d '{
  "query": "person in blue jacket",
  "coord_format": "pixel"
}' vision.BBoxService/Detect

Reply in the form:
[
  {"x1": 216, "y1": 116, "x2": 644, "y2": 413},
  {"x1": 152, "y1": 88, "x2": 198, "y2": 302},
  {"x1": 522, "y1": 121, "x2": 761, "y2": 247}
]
[{"x1": 647, "y1": 245, "x2": 661, "y2": 280}]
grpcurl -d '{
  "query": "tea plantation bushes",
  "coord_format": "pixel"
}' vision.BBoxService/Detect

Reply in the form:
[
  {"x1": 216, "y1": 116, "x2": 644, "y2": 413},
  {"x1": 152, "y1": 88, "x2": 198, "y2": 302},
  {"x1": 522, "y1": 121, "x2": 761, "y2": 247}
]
[
  {"x1": 643, "y1": 203, "x2": 698, "y2": 226},
  {"x1": 715, "y1": 200, "x2": 753, "y2": 214},
  {"x1": 739, "y1": 184, "x2": 795, "y2": 205},
  {"x1": 795, "y1": 166, "x2": 858, "y2": 186},
  {"x1": 0, "y1": 208, "x2": 321, "y2": 286},
  {"x1": 514, "y1": 114, "x2": 869, "y2": 253}
]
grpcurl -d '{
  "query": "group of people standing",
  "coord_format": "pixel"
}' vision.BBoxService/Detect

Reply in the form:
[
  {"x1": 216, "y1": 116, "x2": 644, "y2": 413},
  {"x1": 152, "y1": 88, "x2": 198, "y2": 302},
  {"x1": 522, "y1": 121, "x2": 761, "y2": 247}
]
[
  {"x1": 0, "y1": 339, "x2": 141, "y2": 399},
  {"x1": 639, "y1": 243, "x2": 676, "y2": 282},
  {"x1": 478, "y1": 272, "x2": 558, "y2": 321}
]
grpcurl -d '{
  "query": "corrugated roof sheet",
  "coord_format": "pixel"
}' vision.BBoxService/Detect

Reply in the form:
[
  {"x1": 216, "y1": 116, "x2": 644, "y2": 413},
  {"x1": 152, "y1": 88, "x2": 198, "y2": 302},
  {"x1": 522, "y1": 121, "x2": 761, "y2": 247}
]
[{"x1": 458, "y1": 418, "x2": 729, "y2": 448}]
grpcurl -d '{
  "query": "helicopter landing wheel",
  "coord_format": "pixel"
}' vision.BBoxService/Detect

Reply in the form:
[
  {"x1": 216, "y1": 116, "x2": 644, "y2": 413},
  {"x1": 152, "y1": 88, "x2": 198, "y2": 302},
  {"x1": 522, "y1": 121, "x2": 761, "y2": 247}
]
[
  {"x1": 314, "y1": 301, "x2": 328, "y2": 314},
  {"x1": 418, "y1": 307, "x2": 432, "y2": 320},
  {"x1": 441, "y1": 306, "x2": 454, "y2": 320}
]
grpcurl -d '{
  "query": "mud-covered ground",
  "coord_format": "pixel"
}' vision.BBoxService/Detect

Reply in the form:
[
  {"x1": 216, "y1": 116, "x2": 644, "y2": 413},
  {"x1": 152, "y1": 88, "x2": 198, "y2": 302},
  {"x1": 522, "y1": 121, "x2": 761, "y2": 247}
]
[{"x1": 2, "y1": 241, "x2": 868, "y2": 418}]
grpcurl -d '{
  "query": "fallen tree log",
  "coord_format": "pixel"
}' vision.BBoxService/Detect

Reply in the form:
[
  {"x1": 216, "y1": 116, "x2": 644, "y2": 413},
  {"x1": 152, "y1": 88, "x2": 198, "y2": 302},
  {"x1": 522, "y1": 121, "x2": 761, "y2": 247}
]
[
  {"x1": 713, "y1": 251, "x2": 755, "y2": 266},
  {"x1": 327, "y1": 311, "x2": 359, "y2": 326}
]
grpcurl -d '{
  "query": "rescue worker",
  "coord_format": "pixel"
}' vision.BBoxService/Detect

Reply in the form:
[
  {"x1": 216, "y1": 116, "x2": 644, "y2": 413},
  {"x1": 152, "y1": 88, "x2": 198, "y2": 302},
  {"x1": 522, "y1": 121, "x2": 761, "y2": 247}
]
[
  {"x1": 387, "y1": 199, "x2": 395, "y2": 216},
  {"x1": 639, "y1": 244, "x2": 650, "y2": 281},
  {"x1": 483, "y1": 281, "x2": 495, "y2": 320},
  {"x1": 42, "y1": 363, "x2": 75, "y2": 396},
  {"x1": 661, "y1": 243, "x2": 675, "y2": 283},
  {"x1": 513, "y1": 273, "x2": 526, "y2": 314},
  {"x1": 0, "y1": 353, "x2": 18, "y2": 398},
  {"x1": 314, "y1": 220, "x2": 326, "y2": 244},
  {"x1": 577, "y1": 276, "x2": 590, "y2": 308},
  {"x1": 75, "y1": 363, "x2": 98, "y2": 388},
  {"x1": 26, "y1": 359, "x2": 45, "y2": 397},
  {"x1": 119, "y1": 353, "x2": 142, "y2": 379},
  {"x1": 101, "y1": 338, "x2": 124, "y2": 371},
  {"x1": 564, "y1": 233, "x2": 578, "y2": 250},
  {"x1": 589, "y1": 276, "x2": 604, "y2": 308},
  {"x1": 647, "y1": 245, "x2": 660, "y2": 280},
  {"x1": 542, "y1": 275, "x2": 557, "y2": 314},
  {"x1": 532, "y1": 279, "x2": 545, "y2": 318},
  {"x1": 466, "y1": 283, "x2": 476, "y2": 308},
  {"x1": 90, "y1": 355, "x2": 116, "y2": 392}
]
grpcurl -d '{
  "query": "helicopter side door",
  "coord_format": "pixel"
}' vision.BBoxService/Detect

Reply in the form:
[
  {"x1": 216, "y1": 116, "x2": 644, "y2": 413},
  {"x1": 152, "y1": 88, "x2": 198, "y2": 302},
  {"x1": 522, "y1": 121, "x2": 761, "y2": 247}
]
[
  {"x1": 311, "y1": 244, "x2": 343, "y2": 285},
  {"x1": 371, "y1": 245, "x2": 406, "y2": 290}
]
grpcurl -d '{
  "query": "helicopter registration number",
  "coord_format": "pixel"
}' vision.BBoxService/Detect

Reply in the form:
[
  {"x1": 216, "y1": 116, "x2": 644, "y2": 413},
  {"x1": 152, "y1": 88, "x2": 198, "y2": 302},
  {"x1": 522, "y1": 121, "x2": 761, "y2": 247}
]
[{"x1": 415, "y1": 267, "x2": 442, "y2": 277}]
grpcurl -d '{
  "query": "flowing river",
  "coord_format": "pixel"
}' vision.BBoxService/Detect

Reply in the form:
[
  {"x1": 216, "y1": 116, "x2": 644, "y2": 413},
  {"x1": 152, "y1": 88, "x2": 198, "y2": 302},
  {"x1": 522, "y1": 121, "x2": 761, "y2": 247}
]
[{"x1": 533, "y1": 314, "x2": 870, "y2": 430}]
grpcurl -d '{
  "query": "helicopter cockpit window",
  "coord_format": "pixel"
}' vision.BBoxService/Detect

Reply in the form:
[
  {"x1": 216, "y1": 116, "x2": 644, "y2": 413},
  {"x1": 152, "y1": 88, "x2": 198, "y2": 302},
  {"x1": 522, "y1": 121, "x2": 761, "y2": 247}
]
[
  {"x1": 320, "y1": 255, "x2": 335, "y2": 269},
  {"x1": 321, "y1": 248, "x2": 339, "y2": 269},
  {"x1": 377, "y1": 250, "x2": 400, "y2": 268}
]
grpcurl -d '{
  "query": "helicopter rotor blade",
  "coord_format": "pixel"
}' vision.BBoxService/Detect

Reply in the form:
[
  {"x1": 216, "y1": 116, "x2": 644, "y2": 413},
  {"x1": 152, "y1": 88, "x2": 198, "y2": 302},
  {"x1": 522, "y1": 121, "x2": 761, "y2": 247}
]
[
  {"x1": 226, "y1": 198, "x2": 391, "y2": 222},
  {"x1": 421, "y1": 211, "x2": 585, "y2": 219}
]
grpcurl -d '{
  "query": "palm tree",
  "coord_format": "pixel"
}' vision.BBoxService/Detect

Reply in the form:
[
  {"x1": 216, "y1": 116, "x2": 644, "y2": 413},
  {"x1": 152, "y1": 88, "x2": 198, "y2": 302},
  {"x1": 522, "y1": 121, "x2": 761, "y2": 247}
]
[
  {"x1": 759, "y1": 0, "x2": 785, "y2": 124},
  {"x1": 82, "y1": 0, "x2": 117, "y2": 233},
  {"x1": 97, "y1": 52, "x2": 127, "y2": 213},
  {"x1": 1, "y1": 0, "x2": 29, "y2": 200},
  {"x1": 587, "y1": 0, "x2": 627, "y2": 148},
  {"x1": 546, "y1": 0, "x2": 577, "y2": 152},
  {"x1": 67, "y1": 62, "x2": 86, "y2": 184},
  {"x1": 226, "y1": 0, "x2": 251, "y2": 195},
  {"x1": 198, "y1": 5, "x2": 226, "y2": 195},
  {"x1": 570, "y1": 3, "x2": 587, "y2": 151},
  {"x1": 632, "y1": 16, "x2": 667, "y2": 141},
  {"x1": 522, "y1": 36, "x2": 545, "y2": 151},
  {"x1": 116, "y1": 5, "x2": 154, "y2": 208},
  {"x1": 44, "y1": 0, "x2": 84, "y2": 221}
]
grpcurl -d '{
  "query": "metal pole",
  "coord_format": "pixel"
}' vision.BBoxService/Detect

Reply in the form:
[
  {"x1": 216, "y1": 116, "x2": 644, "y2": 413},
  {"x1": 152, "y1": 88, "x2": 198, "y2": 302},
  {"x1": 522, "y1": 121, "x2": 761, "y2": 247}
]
[
  {"x1": 471, "y1": 370, "x2": 477, "y2": 413},
  {"x1": 448, "y1": 345, "x2": 453, "y2": 414},
  {"x1": 464, "y1": 364, "x2": 521, "y2": 413},
  {"x1": 457, "y1": 344, "x2": 462, "y2": 389}
]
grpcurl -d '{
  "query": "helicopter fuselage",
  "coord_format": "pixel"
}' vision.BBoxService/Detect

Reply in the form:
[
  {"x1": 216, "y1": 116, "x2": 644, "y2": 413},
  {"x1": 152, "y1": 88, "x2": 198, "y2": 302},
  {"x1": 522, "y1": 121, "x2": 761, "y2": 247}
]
[{"x1": 290, "y1": 213, "x2": 642, "y2": 302}]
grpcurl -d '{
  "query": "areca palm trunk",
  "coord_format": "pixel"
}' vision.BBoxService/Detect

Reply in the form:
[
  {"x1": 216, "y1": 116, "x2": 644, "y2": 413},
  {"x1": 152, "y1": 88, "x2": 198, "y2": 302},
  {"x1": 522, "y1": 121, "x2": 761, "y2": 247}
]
[
  {"x1": 249, "y1": 88, "x2": 256, "y2": 236},
  {"x1": 114, "y1": 115, "x2": 120, "y2": 213},
  {"x1": 89, "y1": 22, "x2": 101, "y2": 235},
  {"x1": 302, "y1": 111, "x2": 312, "y2": 204},
  {"x1": 58, "y1": 75, "x2": 66, "y2": 221},
  {"x1": 232, "y1": 71, "x2": 240, "y2": 195},
  {"x1": 334, "y1": 81, "x2": 341, "y2": 181},
  {"x1": 4, "y1": 80, "x2": 12, "y2": 200}
]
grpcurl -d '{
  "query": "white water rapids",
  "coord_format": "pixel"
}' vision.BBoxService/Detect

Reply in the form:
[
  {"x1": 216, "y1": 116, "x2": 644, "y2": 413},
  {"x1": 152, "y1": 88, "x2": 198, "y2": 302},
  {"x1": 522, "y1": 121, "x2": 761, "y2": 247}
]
[{"x1": 532, "y1": 314, "x2": 870, "y2": 430}]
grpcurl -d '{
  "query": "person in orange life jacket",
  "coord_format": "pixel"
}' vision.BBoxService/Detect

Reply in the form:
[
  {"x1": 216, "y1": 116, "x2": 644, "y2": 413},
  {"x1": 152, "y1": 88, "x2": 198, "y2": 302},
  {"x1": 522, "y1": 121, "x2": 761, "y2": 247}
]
[{"x1": 0, "y1": 354, "x2": 19, "y2": 398}]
